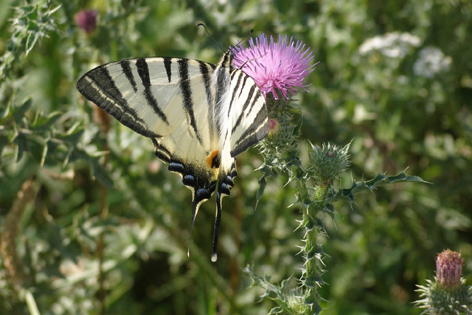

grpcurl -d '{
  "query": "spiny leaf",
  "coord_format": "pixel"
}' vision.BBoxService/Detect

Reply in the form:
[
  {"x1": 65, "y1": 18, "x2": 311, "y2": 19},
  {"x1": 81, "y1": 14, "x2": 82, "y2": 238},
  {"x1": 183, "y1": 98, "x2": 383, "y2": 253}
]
[
  {"x1": 26, "y1": 32, "x2": 39, "y2": 55},
  {"x1": 32, "y1": 111, "x2": 61, "y2": 131},
  {"x1": 14, "y1": 98, "x2": 32, "y2": 124},
  {"x1": 256, "y1": 175, "x2": 267, "y2": 202},
  {"x1": 91, "y1": 160, "x2": 114, "y2": 188},
  {"x1": 244, "y1": 266, "x2": 297, "y2": 314},
  {"x1": 329, "y1": 171, "x2": 429, "y2": 204}
]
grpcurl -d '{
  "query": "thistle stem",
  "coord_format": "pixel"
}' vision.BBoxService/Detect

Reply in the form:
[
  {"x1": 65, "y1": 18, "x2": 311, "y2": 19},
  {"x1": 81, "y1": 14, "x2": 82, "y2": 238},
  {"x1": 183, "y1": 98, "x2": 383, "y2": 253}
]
[{"x1": 299, "y1": 178, "x2": 330, "y2": 315}]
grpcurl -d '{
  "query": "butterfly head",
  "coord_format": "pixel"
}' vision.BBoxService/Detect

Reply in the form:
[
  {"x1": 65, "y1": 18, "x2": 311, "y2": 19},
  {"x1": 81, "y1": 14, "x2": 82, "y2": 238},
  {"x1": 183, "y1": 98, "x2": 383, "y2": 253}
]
[{"x1": 215, "y1": 50, "x2": 234, "y2": 70}]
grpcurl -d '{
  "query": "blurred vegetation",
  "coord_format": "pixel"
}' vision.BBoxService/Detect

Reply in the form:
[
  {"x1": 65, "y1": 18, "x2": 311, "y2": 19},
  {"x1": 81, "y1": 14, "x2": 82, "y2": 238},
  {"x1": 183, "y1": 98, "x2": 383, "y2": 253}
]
[{"x1": 0, "y1": 0, "x2": 471, "y2": 314}]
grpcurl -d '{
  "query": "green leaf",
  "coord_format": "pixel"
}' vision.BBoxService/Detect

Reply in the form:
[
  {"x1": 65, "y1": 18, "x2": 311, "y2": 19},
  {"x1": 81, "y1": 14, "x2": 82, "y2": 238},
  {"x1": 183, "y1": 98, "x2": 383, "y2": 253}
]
[
  {"x1": 14, "y1": 98, "x2": 32, "y2": 123},
  {"x1": 26, "y1": 31, "x2": 39, "y2": 55},
  {"x1": 244, "y1": 266, "x2": 295, "y2": 314},
  {"x1": 14, "y1": 132, "x2": 29, "y2": 161},
  {"x1": 329, "y1": 171, "x2": 430, "y2": 204},
  {"x1": 32, "y1": 111, "x2": 61, "y2": 131},
  {"x1": 91, "y1": 160, "x2": 114, "y2": 188},
  {"x1": 256, "y1": 175, "x2": 267, "y2": 201},
  {"x1": 58, "y1": 122, "x2": 84, "y2": 143},
  {"x1": 40, "y1": 141, "x2": 47, "y2": 166},
  {"x1": 0, "y1": 102, "x2": 12, "y2": 121}
]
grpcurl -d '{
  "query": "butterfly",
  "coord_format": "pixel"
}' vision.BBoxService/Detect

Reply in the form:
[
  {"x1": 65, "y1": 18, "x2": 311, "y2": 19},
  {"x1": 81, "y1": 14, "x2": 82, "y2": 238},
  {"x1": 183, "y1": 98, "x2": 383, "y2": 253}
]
[{"x1": 76, "y1": 50, "x2": 269, "y2": 261}]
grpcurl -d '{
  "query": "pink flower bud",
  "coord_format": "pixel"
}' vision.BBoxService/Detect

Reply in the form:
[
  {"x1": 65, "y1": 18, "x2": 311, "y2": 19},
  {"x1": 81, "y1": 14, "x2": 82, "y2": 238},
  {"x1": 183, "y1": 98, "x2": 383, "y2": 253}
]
[
  {"x1": 75, "y1": 10, "x2": 98, "y2": 34},
  {"x1": 436, "y1": 249, "x2": 463, "y2": 290}
]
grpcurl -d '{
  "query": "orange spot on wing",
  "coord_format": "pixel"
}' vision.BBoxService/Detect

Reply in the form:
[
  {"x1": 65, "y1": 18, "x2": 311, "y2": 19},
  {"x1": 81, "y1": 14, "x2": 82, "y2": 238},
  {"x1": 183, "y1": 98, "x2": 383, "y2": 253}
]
[{"x1": 207, "y1": 150, "x2": 219, "y2": 168}]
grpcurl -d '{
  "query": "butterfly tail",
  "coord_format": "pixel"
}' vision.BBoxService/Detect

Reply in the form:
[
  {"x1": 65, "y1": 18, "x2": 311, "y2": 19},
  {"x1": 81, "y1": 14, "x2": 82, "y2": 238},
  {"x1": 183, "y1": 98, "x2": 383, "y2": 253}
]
[
  {"x1": 210, "y1": 169, "x2": 235, "y2": 262},
  {"x1": 211, "y1": 191, "x2": 224, "y2": 262},
  {"x1": 187, "y1": 189, "x2": 209, "y2": 257},
  {"x1": 187, "y1": 199, "x2": 199, "y2": 257}
]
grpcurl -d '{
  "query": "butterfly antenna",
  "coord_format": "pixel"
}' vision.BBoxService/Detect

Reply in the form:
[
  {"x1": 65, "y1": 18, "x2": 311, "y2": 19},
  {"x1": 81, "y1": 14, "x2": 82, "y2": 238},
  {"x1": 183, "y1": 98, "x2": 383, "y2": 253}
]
[
  {"x1": 234, "y1": 29, "x2": 254, "y2": 48},
  {"x1": 197, "y1": 23, "x2": 225, "y2": 53}
]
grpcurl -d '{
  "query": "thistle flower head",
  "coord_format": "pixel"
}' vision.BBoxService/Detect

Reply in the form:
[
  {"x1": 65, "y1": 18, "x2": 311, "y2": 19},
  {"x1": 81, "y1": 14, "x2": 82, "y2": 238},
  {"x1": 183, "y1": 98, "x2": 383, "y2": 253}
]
[
  {"x1": 231, "y1": 34, "x2": 315, "y2": 100},
  {"x1": 75, "y1": 10, "x2": 98, "y2": 34},
  {"x1": 415, "y1": 250, "x2": 472, "y2": 314},
  {"x1": 436, "y1": 249, "x2": 463, "y2": 290}
]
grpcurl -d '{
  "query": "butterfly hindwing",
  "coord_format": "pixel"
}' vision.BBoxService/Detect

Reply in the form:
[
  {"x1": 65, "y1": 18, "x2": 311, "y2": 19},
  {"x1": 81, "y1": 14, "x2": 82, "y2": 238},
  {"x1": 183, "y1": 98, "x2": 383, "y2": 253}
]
[{"x1": 227, "y1": 69, "x2": 269, "y2": 157}]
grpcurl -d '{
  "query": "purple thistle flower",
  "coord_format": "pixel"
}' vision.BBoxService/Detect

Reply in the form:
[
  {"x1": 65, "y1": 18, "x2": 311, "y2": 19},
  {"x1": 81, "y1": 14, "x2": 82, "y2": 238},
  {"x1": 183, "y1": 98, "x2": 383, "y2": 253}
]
[
  {"x1": 436, "y1": 249, "x2": 463, "y2": 290},
  {"x1": 75, "y1": 10, "x2": 98, "y2": 34},
  {"x1": 231, "y1": 34, "x2": 315, "y2": 100},
  {"x1": 414, "y1": 249, "x2": 471, "y2": 314}
]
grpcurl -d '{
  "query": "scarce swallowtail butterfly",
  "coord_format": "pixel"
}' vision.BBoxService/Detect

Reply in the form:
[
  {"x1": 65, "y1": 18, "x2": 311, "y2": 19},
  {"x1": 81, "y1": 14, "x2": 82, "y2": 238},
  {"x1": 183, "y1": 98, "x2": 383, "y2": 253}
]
[{"x1": 76, "y1": 50, "x2": 269, "y2": 262}]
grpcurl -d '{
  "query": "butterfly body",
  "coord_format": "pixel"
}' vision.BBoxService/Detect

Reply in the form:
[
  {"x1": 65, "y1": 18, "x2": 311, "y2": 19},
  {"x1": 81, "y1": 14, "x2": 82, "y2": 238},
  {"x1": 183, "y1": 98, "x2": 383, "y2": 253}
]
[{"x1": 77, "y1": 51, "x2": 268, "y2": 261}]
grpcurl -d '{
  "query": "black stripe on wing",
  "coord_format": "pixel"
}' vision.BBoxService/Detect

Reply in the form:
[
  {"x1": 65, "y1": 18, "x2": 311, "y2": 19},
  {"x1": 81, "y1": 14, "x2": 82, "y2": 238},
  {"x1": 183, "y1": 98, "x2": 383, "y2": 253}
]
[
  {"x1": 120, "y1": 60, "x2": 138, "y2": 92},
  {"x1": 77, "y1": 66, "x2": 162, "y2": 139},
  {"x1": 178, "y1": 59, "x2": 205, "y2": 147},
  {"x1": 136, "y1": 58, "x2": 170, "y2": 125},
  {"x1": 227, "y1": 71, "x2": 249, "y2": 118},
  {"x1": 199, "y1": 60, "x2": 217, "y2": 147},
  {"x1": 230, "y1": 90, "x2": 269, "y2": 157},
  {"x1": 214, "y1": 53, "x2": 232, "y2": 137},
  {"x1": 151, "y1": 138, "x2": 172, "y2": 163},
  {"x1": 230, "y1": 84, "x2": 258, "y2": 135},
  {"x1": 163, "y1": 57, "x2": 172, "y2": 82}
]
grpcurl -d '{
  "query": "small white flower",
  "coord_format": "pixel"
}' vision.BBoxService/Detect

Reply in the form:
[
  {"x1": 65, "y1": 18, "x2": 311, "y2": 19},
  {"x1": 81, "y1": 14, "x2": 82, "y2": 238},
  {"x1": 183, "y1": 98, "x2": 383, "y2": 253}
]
[
  {"x1": 359, "y1": 32, "x2": 421, "y2": 59},
  {"x1": 413, "y1": 46, "x2": 452, "y2": 78}
]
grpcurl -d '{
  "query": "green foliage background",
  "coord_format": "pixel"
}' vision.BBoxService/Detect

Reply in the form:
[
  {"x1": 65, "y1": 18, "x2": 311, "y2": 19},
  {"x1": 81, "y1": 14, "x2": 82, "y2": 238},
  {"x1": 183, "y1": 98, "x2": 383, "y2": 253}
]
[{"x1": 0, "y1": 0, "x2": 471, "y2": 314}]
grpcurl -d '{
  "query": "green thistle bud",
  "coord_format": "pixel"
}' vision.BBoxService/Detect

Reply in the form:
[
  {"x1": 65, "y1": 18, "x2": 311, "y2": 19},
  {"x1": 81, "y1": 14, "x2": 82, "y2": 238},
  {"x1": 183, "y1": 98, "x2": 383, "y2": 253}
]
[
  {"x1": 286, "y1": 288, "x2": 310, "y2": 314},
  {"x1": 309, "y1": 142, "x2": 351, "y2": 185},
  {"x1": 415, "y1": 250, "x2": 472, "y2": 314},
  {"x1": 258, "y1": 103, "x2": 301, "y2": 172}
]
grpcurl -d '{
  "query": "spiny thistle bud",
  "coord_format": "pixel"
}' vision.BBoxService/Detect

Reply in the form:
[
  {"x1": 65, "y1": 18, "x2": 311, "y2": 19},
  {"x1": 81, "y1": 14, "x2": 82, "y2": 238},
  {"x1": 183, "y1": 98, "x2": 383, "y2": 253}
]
[
  {"x1": 415, "y1": 250, "x2": 472, "y2": 314},
  {"x1": 257, "y1": 104, "x2": 300, "y2": 172},
  {"x1": 286, "y1": 288, "x2": 310, "y2": 314},
  {"x1": 309, "y1": 142, "x2": 351, "y2": 185}
]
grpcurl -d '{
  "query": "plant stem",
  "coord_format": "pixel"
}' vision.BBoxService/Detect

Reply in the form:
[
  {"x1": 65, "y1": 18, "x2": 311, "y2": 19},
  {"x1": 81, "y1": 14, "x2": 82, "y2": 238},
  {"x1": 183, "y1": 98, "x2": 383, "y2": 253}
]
[
  {"x1": 0, "y1": 179, "x2": 35, "y2": 292},
  {"x1": 97, "y1": 139, "x2": 109, "y2": 314},
  {"x1": 300, "y1": 178, "x2": 330, "y2": 314}
]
